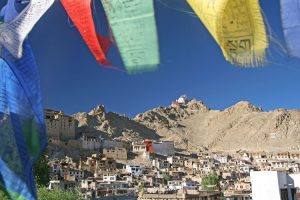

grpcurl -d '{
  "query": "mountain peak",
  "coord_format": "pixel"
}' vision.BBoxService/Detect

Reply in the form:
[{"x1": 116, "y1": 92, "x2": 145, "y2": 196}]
[
  {"x1": 89, "y1": 105, "x2": 106, "y2": 115},
  {"x1": 186, "y1": 99, "x2": 210, "y2": 112},
  {"x1": 225, "y1": 101, "x2": 263, "y2": 114}
]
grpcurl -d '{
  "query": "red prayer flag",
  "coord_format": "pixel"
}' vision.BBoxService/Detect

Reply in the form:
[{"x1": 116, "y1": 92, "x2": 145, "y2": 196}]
[{"x1": 61, "y1": 0, "x2": 112, "y2": 66}]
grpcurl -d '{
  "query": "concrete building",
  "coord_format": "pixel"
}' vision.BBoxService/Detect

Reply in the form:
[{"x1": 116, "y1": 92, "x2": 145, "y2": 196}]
[
  {"x1": 103, "y1": 174, "x2": 117, "y2": 182},
  {"x1": 68, "y1": 169, "x2": 85, "y2": 181},
  {"x1": 81, "y1": 134, "x2": 101, "y2": 150},
  {"x1": 249, "y1": 151, "x2": 267, "y2": 159},
  {"x1": 177, "y1": 95, "x2": 188, "y2": 104},
  {"x1": 214, "y1": 156, "x2": 229, "y2": 164},
  {"x1": 167, "y1": 181, "x2": 184, "y2": 190},
  {"x1": 139, "y1": 191, "x2": 221, "y2": 200},
  {"x1": 250, "y1": 171, "x2": 300, "y2": 200},
  {"x1": 125, "y1": 165, "x2": 143, "y2": 177},
  {"x1": 81, "y1": 179, "x2": 135, "y2": 198},
  {"x1": 95, "y1": 157, "x2": 117, "y2": 173},
  {"x1": 48, "y1": 180, "x2": 76, "y2": 190},
  {"x1": 132, "y1": 140, "x2": 174, "y2": 156},
  {"x1": 103, "y1": 148, "x2": 127, "y2": 160},
  {"x1": 171, "y1": 95, "x2": 189, "y2": 108},
  {"x1": 184, "y1": 160, "x2": 196, "y2": 169},
  {"x1": 96, "y1": 196, "x2": 137, "y2": 200},
  {"x1": 272, "y1": 152, "x2": 290, "y2": 160},
  {"x1": 241, "y1": 153, "x2": 251, "y2": 161},
  {"x1": 152, "y1": 159, "x2": 171, "y2": 170},
  {"x1": 132, "y1": 142, "x2": 147, "y2": 153},
  {"x1": 269, "y1": 160, "x2": 290, "y2": 171},
  {"x1": 83, "y1": 154, "x2": 117, "y2": 176},
  {"x1": 255, "y1": 158, "x2": 267, "y2": 164},
  {"x1": 167, "y1": 180, "x2": 197, "y2": 190},
  {"x1": 167, "y1": 156, "x2": 185, "y2": 166},
  {"x1": 234, "y1": 181, "x2": 251, "y2": 191},
  {"x1": 223, "y1": 191, "x2": 252, "y2": 200},
  {"x1": 290, "y1": 152, "x2": 300, "y2": 160},
  {"x1": 45, "y1": 109, "x2": 76, "y2": 140},
  {"x1": 81, "y1": 135, "x2": 126, "y2": 150},
  {"x1": 142, "y1": 151, "x2": 151, "y2": 160},
  {"x1": 81, "y1": 177, "x2": 96, "y2": 190},
  {"x1": 94, "y1": 181, "x2": 135, "y2": 198}
]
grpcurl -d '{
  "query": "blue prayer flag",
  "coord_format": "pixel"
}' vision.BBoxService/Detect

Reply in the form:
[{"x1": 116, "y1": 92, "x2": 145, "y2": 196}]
[
  {"x1": 0, "y1": 40, "x2": 47, "y2": 200},
  {"x1": 280, "y1": 0, "x2": 300, "y2": 58},
  {"x1": 0, "y1": 0, "x2": 47, "y2": 199}
]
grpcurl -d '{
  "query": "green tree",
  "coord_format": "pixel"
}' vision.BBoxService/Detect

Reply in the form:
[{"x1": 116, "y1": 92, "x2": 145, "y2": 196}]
[
  {"x1": 38, "y1": 187, "x2": 83, "y2": 200},
  {"x1": 33, "y1": 153, "x2": 50, "y2": 187},
  {"x1": 0, "y1": 187, "x2": 83, "y2": 200},
  {"x1": 0, "y1": 188, "x2": 10, "y2": 200},
  {"x1": 201, "y1": 172, "x2": 220, "y2": 191},
  {"x1": 163, "y1": 174, "x2": 171, "y2": 182}
]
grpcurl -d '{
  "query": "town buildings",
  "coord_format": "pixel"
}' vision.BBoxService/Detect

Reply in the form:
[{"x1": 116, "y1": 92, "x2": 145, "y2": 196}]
[
  {"x1": 47, "y1": 143, "x2": 300, "y2": 200},
  {"x1": 44, "y1": 108, "x2": 300, "y2": 200},
  {"x1": 139, "y1": 191, "x2": 221, "y2": 200},
  {"x1": 132, "y1": 141, "x2": 175, "y2": 156}
]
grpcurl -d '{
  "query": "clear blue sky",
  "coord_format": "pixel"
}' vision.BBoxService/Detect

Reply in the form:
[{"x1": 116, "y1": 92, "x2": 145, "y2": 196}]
[{"x1": 5, "y1": 0, "x2": 300, "y2": 117}]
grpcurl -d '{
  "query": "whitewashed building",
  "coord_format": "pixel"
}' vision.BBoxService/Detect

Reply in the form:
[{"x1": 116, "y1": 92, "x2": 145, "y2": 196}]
[
  {"x1": 214, "y1": 156, "x2": 228, "y2": 164},
  {"x1": 167, "y1": 156, "x2": 185, "y2": 166},
  {"x1": 125, "y1": 165, "x2": 143, "y2": 177},
  {"x1": 167, "y1": 180, "x2": 197, "y2": 190},
  {"x1": 103, "y1": 174, "x2": 117, "y2": 182},
  {"x1": 132, "y1": 142, "x2": 147, "y2": 153},
  {"x1": 152, "y1": 159, "x2": 171, "y2": 170},
  {"x1": 250, "y1": 171, "x2": 300, "y2": 200}
]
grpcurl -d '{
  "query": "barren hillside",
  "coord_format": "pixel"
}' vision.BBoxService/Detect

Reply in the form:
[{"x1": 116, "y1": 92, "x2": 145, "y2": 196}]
[{"x1": 74, "y1": 98, "x2": 300, "y2": 152}]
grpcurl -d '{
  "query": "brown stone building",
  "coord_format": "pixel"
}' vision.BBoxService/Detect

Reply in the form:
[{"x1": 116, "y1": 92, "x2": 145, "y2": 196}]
[{"x1": 103, "y1": 148, "x2": 127, "y2": 160}]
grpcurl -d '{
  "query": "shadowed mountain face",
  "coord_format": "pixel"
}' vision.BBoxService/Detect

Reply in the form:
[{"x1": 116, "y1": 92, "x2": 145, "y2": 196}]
[
  {"x1": 74, "y1": 99, "x2": 300, "y2": 152},
  {"x1": 73, "y1": 105, "x2": 161, "y2": 142}
]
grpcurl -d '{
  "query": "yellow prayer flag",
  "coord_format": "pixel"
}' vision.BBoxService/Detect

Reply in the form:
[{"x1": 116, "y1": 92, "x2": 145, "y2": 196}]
[{"x1": 187, "y1": 0, "x2": 268, "y2": 67}]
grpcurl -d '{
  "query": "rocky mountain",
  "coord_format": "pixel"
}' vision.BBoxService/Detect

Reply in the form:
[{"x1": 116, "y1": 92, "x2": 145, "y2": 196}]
[
  {"x1": 74, "y1": 97, "x2": 300, "y2": 152},
  {"x1": 73, "y1": 105, "x2": 160, "y2": 142}
]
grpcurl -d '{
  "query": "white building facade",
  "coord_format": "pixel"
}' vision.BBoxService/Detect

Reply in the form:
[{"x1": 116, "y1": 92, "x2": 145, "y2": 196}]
[
  {"x1": 250, "y1": 171, "x2": 300, "y2": 200},
  {"x1": 125, "y1": 165, "x2": 143, "y2": 177}
]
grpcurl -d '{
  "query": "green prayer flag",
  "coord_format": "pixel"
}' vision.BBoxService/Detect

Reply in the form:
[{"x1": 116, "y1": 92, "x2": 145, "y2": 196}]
[{"x1": 101, "y1": 0, "x2": 160, "y2": 74}]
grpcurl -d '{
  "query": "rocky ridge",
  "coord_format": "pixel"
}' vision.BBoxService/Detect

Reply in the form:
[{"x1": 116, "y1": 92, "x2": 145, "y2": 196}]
[{"x1": 73, "y1": 98, "x2": 300, "y2": 152}]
